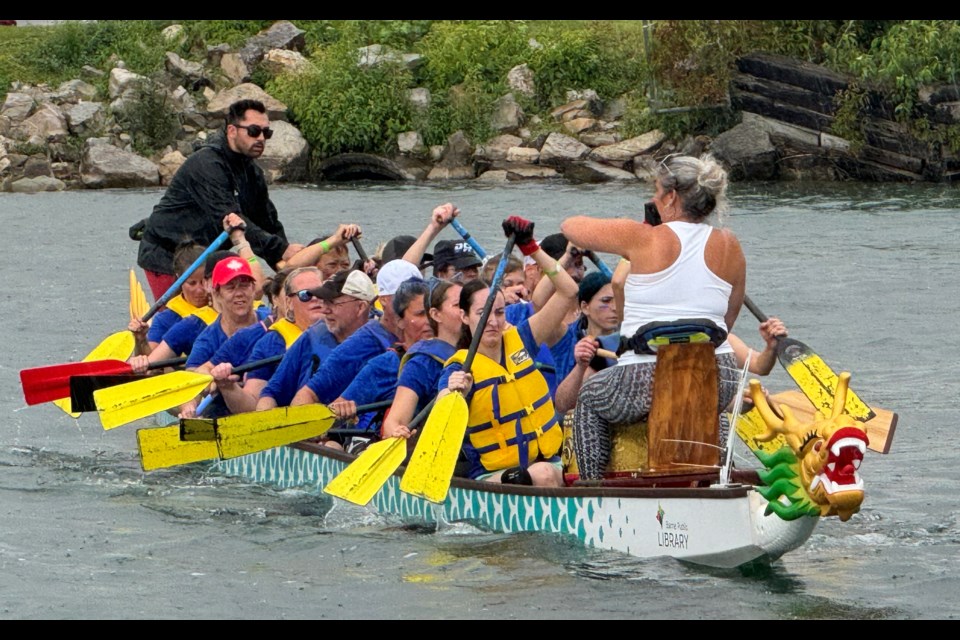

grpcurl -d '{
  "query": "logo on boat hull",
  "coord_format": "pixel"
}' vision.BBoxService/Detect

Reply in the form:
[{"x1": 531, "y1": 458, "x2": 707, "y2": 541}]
[{"x1": 656, "y1": 502, "x2": 664, "y2": 528}]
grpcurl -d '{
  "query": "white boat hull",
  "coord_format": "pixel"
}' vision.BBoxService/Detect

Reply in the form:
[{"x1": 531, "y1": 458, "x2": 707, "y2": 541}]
[{"x1": 217, "y1": 444, "x2": 818, "y2": 569}]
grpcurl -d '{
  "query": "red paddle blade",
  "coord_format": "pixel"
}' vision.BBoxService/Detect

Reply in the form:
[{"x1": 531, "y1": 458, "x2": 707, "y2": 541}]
[{"x1": 20, "y1": 359, "x2": 134, "y2": 405}]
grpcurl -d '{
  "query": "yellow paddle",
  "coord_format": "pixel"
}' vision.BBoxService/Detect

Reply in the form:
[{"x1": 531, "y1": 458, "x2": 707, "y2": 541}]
[
  {"x1": 138, "y1": 425, "x2": 221, "y2": 471},
  {"x1": 735, "y1": 389, "x2": 897, "y2": 455},
  {"x1": 399, "y1": 234, "x2": 516, "y2": 504},
  {"x1": 43, "y1": 232, "x2": 232, "y2": 417},
  {"x1": 178, "y1": 400, "x2": 394, "y2": 460},
  {"x1": 742, "y1": 295, "x2": 876, "y2": 422},
  {"x1": 94, "y1": 354, "x2": 283, "y2": 430},
  {"x1": 323, "y1": 399, "x2": 436, "y2": 506},
  {"x1": 129, "y1": 269, "x2": 151, "y2": 321}
]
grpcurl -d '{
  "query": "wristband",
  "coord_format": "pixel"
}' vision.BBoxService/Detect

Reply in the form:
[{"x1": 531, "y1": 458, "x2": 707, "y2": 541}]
[
  {"x1": 544, "y1": 262, "x2": 559, "y2": 278},
  {"x1": 247, "y1": 255, "x2": 258, "y2": 265},
  {"x1": 517, "y1": 238, "x2": 540, "y2": 257},
  {"x1": 319, "y1": 239, "x2": 331, "y2": 253}
]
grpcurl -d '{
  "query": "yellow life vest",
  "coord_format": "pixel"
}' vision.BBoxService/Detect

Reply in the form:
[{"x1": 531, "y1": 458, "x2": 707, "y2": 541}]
[
  {"x1": 447, "y1": 326, "x2": 562, "y2": 472},
  {"x1": 165, "y1": 294, "x2": 217, "y2": 325},
  {"x1": 268, "y1": 318, "x2": 303, "y2": 349}
]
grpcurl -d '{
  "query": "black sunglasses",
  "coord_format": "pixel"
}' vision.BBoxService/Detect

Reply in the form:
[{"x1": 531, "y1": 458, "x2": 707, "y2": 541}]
[
  {"x1": 295, "y1": 289, "x2": 322, "y2": 302},
  {"x1": 233, "y1": 123, "x2": 273, "y2": 140}
]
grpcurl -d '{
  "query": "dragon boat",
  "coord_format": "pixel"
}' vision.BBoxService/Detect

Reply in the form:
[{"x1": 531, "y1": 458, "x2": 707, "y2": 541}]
[{"x1": 196, "y1": 355, "x2": 874, "y2": 571}]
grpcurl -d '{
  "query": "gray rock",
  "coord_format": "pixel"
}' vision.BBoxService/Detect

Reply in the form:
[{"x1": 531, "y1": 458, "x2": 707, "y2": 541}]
[
  {"x1": 161, "y1": 24, "x2": 187, "y2": 46},
  {"x1": 80, "y1": 140, "x2": 160, "y2": 188},
  {"x1": 580, "y1": 132, "x2": 621, "y2": 147},
  {"x1": 507, "y1": 64, "x2": 536, "y2": 97},
  {"x1": 397, "y1": 131, "x2": 425, "y2": 155},
  {"x1": 239, "y1": 21, "x2": 306, "y2": 69},
  {"x1": 407, "y1": 88, "x2": 431, "y2": 112},
  {"x1": 539, "y1": 132, "x2": 590, "y2": 166},
  {"x1": 261, "y1": 49, "x2": 310, "y2": 75},
  {"x1": 23, "y1": 155, "x2": 52, "y2": 178},
  {"x1": 476, "y1": 169, "x2": 510, "y2": 184},
  {"x1": 490, "y1": 93, "x2": 523, "y2": 133},
  {"x1": 427, "y1": 165, "x2": 476, "y2": 180},
  {"x1": 475, "y1": 134, "x2": 522, "y2": 162},
  {"x1": 257, "y1": 120, "x2": 308, "y2": 183},
  {"x1": 710, "y1": 121, "x2": 778, "y2": 181},
  {"x1": 206, "y1": 43, "x2": 231, "y2": 67},
  {"x1": 506, "y1": 147, "x2": 539, "y2": 164},
  {"x1": 164, "y1": 52, "x2": 206, "y2": 84},
  {"x1": 157, "y1": 150, "x2": 187, "y2": 186},
  {"x1": 64, "y1": 102, "x2": 104, "y2": 135},
  {"x1": 1, "y1": 93, "x2": 35, "y2": 122},
  {"x1": 438, "y1": 131, "x2": 473, "y2": 168},
  {"x1": 81, "y1": 65, "x2": 105, "y2": 79},
  {"x1": 14, "y1": 103, "x2": 68, "y2": 145},
  {"x1": 220, "y1": 53, "x2": 250, "y2": 86},
  {"x1": 51, "y1": 79, "x2": 98, "y2": 103},
  {"x1": 9, "y1": 175, "x2": 65, "y2": 192},
  {"x1": 564, "y1": 160, "x2": 637, "y2": 183},
  {"x1": 505, "y1": 165, "x2": 559, "y2": 180},
  {"x1": 205, "y1": 84, "x2": 288, "y2": 122},
  {"x1": 563, "y1": 117, "x2": 597, "y2": 135},
  {"x1": 109, "y1": 68, "x2": 149, "y2": 100},
  {"x1": 588, "y1": 130, "x2": 666, "y2": 165}
]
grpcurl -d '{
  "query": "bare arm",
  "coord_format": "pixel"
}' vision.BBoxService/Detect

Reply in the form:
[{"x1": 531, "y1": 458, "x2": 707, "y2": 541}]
[
  {"x1": 291, "y1": 384, "x2": 319, "y2": 406},
  {"x1": 279, "y1": 224, "x2": 361, "y2": 270},
  {"x1": 527, "y1": 247, "x2": 578, "y2": 348},
  {"x1": 554, "y1": 336, "x2": 599, "y2": 414},
  {"x1": 404, "y1": 203, "x2": 458, "y2": 267},
  {"x1": 560, "y1": 216, "x2": 649, "y2": 262},
  {"x1": 611, "y1": 257, "x2": 630, "y2": 325},
  {"x1": 380, "y1": 386, "x2": 420, "y2": 439}
]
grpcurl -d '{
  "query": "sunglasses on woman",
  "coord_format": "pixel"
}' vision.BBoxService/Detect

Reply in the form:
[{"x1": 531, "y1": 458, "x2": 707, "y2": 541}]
[{"x1": 233, "y1": 123, "x2": 274, "y2": 140}]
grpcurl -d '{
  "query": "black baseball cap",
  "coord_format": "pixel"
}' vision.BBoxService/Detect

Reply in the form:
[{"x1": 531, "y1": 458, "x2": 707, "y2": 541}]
[{"x1": 433, "y1": 239, "x2": 482, "y2": 271}]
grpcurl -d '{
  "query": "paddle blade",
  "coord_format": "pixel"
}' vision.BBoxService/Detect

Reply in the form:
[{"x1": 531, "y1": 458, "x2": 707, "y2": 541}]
[
  {"x1": 130, "y1": 270, "x2": 151, "y2": 321},
  {"x1": 215, "y1": 404, "x2": 338, "y2": 459},
  {"x1": 137, "y1": 425, "x2": 219, "y2": 471},
  {"x1": 94, "y1": 370, "x2": 212, "y2": 430},
  {"x1": 399, "y1": 393, "x2": 469, "y2": 503},
  {"x1": 776, "y1": 338, "x2": 875, "y2": 422},
  {"x1": 20, "y1": 359, "x2": 133, "y2": 405},
  {"x1": 180, "y1": 417, "x2": 217, "y2": 442},
  {"x1": 324, "y1": 437, "x2": 407, "y2": 506},
  {"x1": 70, "y1": 373, "x2": 150, "y2": 412}
]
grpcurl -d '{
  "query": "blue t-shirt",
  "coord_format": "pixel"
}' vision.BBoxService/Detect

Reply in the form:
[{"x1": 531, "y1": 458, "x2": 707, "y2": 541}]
[
  {"x1": 397, "y1": 339, "x2": 457, "y2": 416},
  {"x1": 162, "y1": 315, "x2": 208, "y2": 357},
  {"x1": 551, "y1": 321, "x2": 621, "y2": 384},
  {"x1": 209, "y1": 321, "x2": 268, "y2": 368},
  {"x1": 260, "y1": 322, "x2": 339, "y2": 407},
  {"x1": 244, "y1": 330, "x2": 288, "y2": 382},
  {"x1": 186, "y1": 318, "x2": 230, "y2": 369},
  {"x1": 147, "y1": 308, "x2": 182, "y2": 344},
  {"x1": 304, "y1": 319, "x2": 397, "y2": 404}
]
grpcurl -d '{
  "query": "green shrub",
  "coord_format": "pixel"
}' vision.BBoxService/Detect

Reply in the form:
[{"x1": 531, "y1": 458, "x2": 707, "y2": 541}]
[
  {"x1": 267, "y1": 42, "x2": 414, "y2": 158},
  {"x1": 115, "y1": 80, "x2": 180, "y2": 156}
]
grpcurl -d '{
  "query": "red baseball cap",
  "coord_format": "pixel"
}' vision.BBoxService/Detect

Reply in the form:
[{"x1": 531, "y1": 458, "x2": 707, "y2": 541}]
[{"x1": 211, "y1": 255, "x2": 254, "y2": 287}]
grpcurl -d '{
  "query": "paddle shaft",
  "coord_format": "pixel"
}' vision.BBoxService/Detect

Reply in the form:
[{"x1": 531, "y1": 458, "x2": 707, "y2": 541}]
[
  {"x1": 350, "y1": 237, "x2": 369, "y2": 263},
  {"x1": 141, "y1": 229, "x2": 231, "y2": 322},
  {"x1": 742, "y1": 295, "x2": 769, "y2": 323},
  {"x1": 450, "y1": 219, "x2": 487, "y2": 259},
  {"x1": 583, "y1": 250, "x2": 613, "y2": 278},
  {"x1": 464, "y1": 235, "x2": 516, "y2": 373}
]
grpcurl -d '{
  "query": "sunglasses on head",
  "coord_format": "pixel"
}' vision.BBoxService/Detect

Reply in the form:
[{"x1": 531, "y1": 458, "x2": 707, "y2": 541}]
[{"x1": 233, "y1": 123, "x2": 273, "y2": 140}]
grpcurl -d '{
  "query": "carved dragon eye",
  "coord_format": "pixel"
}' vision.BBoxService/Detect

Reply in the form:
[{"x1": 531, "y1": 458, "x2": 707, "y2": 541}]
[{"x1": 800, "y1": 431, "x2": 819, "y2": 452}]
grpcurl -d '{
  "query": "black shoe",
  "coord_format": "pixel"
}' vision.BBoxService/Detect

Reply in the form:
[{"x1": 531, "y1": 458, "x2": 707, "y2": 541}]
[{"x1": 500, "y1": 466, "x2": 533, "y2": 486}]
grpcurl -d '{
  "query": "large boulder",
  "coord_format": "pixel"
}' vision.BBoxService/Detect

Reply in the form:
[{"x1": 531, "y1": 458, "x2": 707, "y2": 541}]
[
  {"x1": 8, "y1": 175, "x2": 66, "y2": 193},
  {"x1": 13, "y1": 103, "x2": 68, "y2": 145},
  {"x1": 539, "y1": 132, "x2": 590, "y2": 166},
  {"x1": 710, "y1": 120, "x2": 779, "y2": 180},
  {"x1": 80, "y1": 139, "x2": 160, "y2": 188},
  {"x1": 1, "y1": 92, "x2": 36, "y2": 122},
  {"x1": 257, "y1": 120, "x2": 309, "y2": 183},
  {"x1": 238, "y1": 21, "x2": 306, "y2": 69},
  {"x1": 205, "y1": 84, "x2": 288, "y2": 122}
]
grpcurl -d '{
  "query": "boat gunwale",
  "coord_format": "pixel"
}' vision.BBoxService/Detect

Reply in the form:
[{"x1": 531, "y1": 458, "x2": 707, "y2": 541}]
[{"x1": 292, "y1": 442, "x2": 755, "y2": 501}]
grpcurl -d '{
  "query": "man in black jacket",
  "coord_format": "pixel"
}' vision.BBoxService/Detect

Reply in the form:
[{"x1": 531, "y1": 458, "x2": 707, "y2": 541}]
[{"x1": 136, "y1": 98, "x2": 303, "y2": 300}]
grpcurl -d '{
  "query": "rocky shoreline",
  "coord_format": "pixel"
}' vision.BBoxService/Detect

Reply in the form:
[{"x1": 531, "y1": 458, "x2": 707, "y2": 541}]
[{"x1": 4, "y1": 21, "x2": 960, "y2": 194}]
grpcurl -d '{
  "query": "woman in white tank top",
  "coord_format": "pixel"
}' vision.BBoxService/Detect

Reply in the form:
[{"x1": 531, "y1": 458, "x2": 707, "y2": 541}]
[{"x1": 559, "y1": 153, "x2": 747, "y2": 480}]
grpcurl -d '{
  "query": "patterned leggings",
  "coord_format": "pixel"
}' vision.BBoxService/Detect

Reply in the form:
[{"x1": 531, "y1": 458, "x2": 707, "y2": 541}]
[{"x1": 572, "y1": 353, "x2": 739, "y2": 480}]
